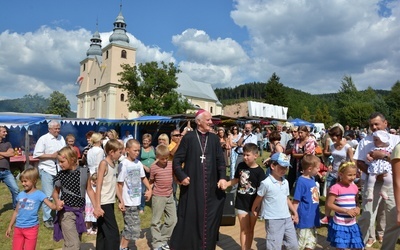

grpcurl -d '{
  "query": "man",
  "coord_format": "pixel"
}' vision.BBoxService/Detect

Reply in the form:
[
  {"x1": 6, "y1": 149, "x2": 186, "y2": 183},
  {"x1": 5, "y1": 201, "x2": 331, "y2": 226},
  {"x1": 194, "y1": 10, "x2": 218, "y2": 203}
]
[
  {"x1": 33, "y1": 120, "x2": 65, "y2": 228},
  {"x1": 254, "y1": 127, "x2": 264, "y2": 156},
  {"x1": 354, "y1": 112, "x2": 400, "y2": 249},
  {"x1": 235, "y1": 122, "x2": 258, "y2": 167},
  {"x1": 169, "y1": 122, "x2": 191, "y2": 159},
  {"x1": 170, "y1": 109, "x2": 227, "y2": 249},
  {"x1": 0, "y1": 126, "x2": 19, "y2": 209},
  {"x1": 279, "y1": 125, "x2": 292, "y2": 147}
]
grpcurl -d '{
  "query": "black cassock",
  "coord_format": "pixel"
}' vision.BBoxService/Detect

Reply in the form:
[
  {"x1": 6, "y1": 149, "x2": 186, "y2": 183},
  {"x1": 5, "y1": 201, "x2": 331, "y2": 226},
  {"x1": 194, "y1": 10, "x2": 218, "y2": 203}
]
[{"x1": 170, "y1": 130, "x2": 226, "y2": 250}]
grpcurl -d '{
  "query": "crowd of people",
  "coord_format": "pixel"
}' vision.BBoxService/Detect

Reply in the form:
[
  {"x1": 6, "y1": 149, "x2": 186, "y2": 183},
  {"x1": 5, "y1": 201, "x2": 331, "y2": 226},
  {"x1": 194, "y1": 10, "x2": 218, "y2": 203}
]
[{"x1": 2, "y1": 111, "x2": 400, "y2": 249}]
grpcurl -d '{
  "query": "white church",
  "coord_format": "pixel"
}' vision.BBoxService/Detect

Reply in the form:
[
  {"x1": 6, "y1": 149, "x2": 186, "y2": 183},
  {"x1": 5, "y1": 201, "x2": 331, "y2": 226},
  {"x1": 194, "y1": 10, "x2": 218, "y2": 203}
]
[{"x1": 76, "y1": 8, "x2": 223, "y2": 119}]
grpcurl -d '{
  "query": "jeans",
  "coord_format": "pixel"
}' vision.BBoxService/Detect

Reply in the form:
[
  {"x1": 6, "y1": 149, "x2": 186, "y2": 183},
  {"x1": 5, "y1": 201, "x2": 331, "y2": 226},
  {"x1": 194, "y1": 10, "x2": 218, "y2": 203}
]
[
  {"x1": 0, "y1": 169, "x2": 19, "y2": 209},
  {"x1": 230, "y1": 148, "x2": 238, "y2": 180},
  {"x1": 39, "y1": 169, "x2": 54, "y2": 222}
]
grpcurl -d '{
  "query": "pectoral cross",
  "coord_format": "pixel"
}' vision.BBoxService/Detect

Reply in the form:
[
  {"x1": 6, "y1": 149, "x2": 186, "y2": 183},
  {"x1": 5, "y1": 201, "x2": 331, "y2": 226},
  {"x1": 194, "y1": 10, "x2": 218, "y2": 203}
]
[{"x1": 200, "y1": 154, "x2": 206, "y2": 163}]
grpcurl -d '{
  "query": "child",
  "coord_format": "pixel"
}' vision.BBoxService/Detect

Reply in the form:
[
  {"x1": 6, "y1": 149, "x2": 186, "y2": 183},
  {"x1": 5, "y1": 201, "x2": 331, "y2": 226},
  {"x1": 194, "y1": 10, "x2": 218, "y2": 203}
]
[
  {"x1": 226, "y1": 143, "x2": 265, "y2": 250},
  {"x1": 149, "y1": 144, "x2": 177, "y2": 250},
  {"x1": 252, "y1": 152, "x2": 298, "y2": 250},
  {"x1": 94, "y1": 139, "x2": 124, "y2": 250},
  {"x1": 6, "y1": 168, "x2": 56, "y2": 250},
  {"x1": 366, "y1": 130, "x2": 393, "y2": 200},
  {"x1": 52, "y1": 146, "x2": 96, "y2": 249},
  {"x1": 326, "y1": 161, "x2": 364, "y2": 249},
  {"x1": 117, "y1": 139, "x2": 152, "y2": 250},
  {"x1": 85, "y1": 172, "x2": 98, "y2": 235},
  {"x1": 292, "y1": 155, "x2": 321, "y2": 250}
]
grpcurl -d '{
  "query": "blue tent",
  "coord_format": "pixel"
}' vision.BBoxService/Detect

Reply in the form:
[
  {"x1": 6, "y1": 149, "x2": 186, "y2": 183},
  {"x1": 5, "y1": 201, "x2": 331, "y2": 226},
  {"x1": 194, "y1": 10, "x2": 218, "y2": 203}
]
[{"x1": 289, "y1": 118, "x2": 315, "y2": 128}]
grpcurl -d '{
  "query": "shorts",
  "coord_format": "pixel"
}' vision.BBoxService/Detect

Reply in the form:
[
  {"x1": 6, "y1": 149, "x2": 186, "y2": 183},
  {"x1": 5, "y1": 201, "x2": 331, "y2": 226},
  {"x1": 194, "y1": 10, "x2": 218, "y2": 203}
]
[
  {"x1": 121, "y1": 206, "x2": 141, "y2": 240},
  {"x1": 297, "y1": 228, "x2": 317, "y2": 250},
  {"x1": 236, "y1": 209, "x2": 255, "y2": 216}
]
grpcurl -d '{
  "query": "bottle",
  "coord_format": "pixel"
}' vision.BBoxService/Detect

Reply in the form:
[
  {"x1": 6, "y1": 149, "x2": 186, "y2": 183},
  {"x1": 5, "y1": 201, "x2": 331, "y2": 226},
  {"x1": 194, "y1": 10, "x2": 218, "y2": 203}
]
[
  {"x1": 14, "y1": 148, "x2": 18, "y2": 156},
  {"x1": 18, "y1": 148, "x2": 22, "y2": 156}
]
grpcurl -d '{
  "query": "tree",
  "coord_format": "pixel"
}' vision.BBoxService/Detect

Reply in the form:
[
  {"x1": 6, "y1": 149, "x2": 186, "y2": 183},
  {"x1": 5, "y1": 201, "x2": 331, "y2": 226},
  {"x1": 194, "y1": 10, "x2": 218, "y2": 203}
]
[
  {"x1": 301, "y1": 106, "x2": 311, "y2": 121},
  {"x1": 118, "y1": 61, "x2": 192, "y2": 115},
  {"x1": 46, "y1": 91, "x2": 71, "y2": 117},
  {"x1": 385, "y1": 81, "x2": 400, "y2": 126},
  {"x1": 20, "y1": 94, "x2": 48, "y2": 113},
  {"x1": 264, "y1": 73, "x2": 288, "y2": 106}
]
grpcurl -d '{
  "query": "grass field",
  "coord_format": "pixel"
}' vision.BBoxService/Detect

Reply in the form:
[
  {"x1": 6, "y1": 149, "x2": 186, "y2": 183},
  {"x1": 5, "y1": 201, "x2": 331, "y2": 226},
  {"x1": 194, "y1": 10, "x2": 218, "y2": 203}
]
[{"x1": 0, "y1": 151, "x2": 393, "y2": 249}]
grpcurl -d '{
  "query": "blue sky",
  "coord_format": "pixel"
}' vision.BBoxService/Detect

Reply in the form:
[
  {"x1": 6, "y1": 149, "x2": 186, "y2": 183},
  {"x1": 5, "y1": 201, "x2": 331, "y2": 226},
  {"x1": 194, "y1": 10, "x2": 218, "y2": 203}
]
[{"x1": 1, "y1": 0, "x2": 399, "y2": 111}]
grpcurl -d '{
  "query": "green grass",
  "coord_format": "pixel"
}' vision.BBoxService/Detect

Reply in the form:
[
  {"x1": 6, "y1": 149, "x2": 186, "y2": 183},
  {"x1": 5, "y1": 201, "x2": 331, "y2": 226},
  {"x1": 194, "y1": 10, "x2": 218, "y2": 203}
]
[{"x1": 0, "y1": 179, "x2": 153, "y2": 250}]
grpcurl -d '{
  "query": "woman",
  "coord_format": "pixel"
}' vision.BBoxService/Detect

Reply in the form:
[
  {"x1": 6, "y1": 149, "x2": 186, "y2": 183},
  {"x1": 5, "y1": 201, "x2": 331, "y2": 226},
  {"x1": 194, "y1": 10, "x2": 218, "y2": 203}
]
[
  {"x1": 140, "y1": 133, "x2": 156, "y2": 213},
  {"x1": 86, "y1": 132, "x2": 104, "y2": 175},
  {"x1": 285, "y1": 127, "x2": 299, "y2": 193},
  {"x1": 80, "y1": 130, "x2": 95, "y2": 166},
  {"x1": 320, "y1": 124, "x2": 353, "y2": 224},
  {"x1": 268, "y1": 130, "x2": 285, "y2": 155},
  {"x1": 292, "y1": 125, "x2": 318, "y2": 177},
  {"x1": 158, "y1": 133, "x2": 170, "y2": 146},
  {"x1": 217, "y1": 127, "x2": 230, "y2": 167},
  {"x1": 228, "y1": 125, "x2": 241, "y2": 180}
]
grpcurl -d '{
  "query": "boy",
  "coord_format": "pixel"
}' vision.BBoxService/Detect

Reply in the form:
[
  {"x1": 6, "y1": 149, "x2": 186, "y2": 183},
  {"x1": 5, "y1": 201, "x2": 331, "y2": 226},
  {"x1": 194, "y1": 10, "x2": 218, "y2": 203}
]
[
  {"x1": 149, "y1": 144, "x2": 177, "y2": 250},
  {"x1": 226, "y1": 143, "x2": 265, "y2": 250},
  {"x1": 117, "y1": 139, "x2": 152, "y2": 250},
  {"x1": 252, "y1": 153, "x2": 298, "y2": 250},
  {"x1": 292, "y1": 155, "x2": 321, "y2": 250}
]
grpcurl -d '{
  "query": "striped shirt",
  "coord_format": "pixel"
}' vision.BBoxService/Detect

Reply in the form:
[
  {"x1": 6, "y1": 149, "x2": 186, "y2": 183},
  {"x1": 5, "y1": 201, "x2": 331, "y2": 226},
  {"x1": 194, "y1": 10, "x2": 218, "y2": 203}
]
[
  {"x1": 150, "y1": 161, "x2": 173, "y2": 197},
  {"x1": 329, "y1": 182, "x2": 359, "y2": 226}
]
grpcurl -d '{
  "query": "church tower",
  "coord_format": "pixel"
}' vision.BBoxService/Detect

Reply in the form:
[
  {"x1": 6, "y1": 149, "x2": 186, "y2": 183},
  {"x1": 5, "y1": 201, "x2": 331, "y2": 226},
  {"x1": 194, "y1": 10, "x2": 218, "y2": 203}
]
[{"x1": 77, "y1": 5, "x2": 138, "y2": 119}]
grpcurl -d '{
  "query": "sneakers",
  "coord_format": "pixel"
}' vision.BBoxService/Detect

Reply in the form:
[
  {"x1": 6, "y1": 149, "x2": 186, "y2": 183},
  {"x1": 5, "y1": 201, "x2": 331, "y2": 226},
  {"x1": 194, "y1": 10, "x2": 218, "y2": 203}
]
[
  {"x1": 44, "y1": 220, "x2": 54, "y2": 229},
  {"x1": 161, "y1": 244, "x2": 170, "y2": 250},
  {"x1": 320, "y1": 216, "x2": 329, "y2": 225}
]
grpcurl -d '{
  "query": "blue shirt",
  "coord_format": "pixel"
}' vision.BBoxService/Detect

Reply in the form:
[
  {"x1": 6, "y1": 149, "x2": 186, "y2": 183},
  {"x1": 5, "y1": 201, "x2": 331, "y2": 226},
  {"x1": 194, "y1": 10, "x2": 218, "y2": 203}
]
[
  {"x1": 293, "y1": 176, "x2": 321, "y2": 228},
  {"x1": 16, "y1": 190, "x2": 47, "y2": 228}
]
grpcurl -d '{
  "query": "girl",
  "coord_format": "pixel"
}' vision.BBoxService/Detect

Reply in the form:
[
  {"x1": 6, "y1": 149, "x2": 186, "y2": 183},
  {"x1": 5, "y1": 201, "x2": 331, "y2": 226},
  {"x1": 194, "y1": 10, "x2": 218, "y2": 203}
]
[
  {"x1": 6, "y1": 168, "x2": 56, "y2": 250},
  {"x1": 326, "y1": 161, "x2": 364, "y2": 250},
  {"x1": 94, "y1": 139, "x2": 124, "y2": 250},
  {"x1": 52, "y1": 146, "x2": 96, "y2": 249},
  {"x1": 85, "y1": 172, "x2": 98, "y2": 235}
]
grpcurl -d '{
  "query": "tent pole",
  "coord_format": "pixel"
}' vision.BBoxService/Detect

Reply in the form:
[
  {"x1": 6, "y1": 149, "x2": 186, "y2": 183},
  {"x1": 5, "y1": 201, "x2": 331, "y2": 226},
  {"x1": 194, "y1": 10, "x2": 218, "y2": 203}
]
[{"x1": 24, "y1": 129, "x2": 30, "y2": 170}]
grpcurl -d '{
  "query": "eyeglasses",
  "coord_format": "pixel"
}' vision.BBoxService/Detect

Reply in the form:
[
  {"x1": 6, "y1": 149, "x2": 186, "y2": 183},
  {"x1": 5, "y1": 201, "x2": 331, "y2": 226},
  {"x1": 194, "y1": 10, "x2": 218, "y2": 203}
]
[{"x1": 172, "y1": 134, "x2": 181, "y2": 137}]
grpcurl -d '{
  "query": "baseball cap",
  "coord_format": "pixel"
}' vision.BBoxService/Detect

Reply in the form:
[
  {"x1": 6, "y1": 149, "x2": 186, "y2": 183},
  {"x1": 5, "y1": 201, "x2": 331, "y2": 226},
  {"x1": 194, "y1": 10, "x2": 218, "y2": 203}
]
[
  {"x1": 98, "y1": 126, "x2": 107, "y2": 133},
  {"x1": 270, "y1": 153, "x2": 291, "y2": 167}
]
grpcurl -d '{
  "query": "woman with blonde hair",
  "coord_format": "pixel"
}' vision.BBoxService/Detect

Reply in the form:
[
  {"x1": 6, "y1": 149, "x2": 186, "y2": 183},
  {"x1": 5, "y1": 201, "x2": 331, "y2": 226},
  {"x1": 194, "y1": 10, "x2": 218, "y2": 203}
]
[
  {"x1": 158, "y1": 133, "x2": 170, "y2": 146},
  {"x1": 87, "y1": 133, "x2": 104, "y2": 175}
]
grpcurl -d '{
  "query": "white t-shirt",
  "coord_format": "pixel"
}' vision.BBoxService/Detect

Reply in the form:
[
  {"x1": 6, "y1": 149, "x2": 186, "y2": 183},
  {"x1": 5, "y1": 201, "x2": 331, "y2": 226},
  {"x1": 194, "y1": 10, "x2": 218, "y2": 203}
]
[
  {"x1": 86, "y1": 146, "x2": 104, "y2": 174},
  {"x1": 117, "y1": 158, "x2": 146, "y2": 206},
  {"x1": 236, "y1": 133, "x2": 258, "y2": 154},
  {"x1": 354, "y1": 133, "x2": 400, "y2": 163},
  {"x1": 33, "y1": 133, "x2": 66, "y2": 176}
]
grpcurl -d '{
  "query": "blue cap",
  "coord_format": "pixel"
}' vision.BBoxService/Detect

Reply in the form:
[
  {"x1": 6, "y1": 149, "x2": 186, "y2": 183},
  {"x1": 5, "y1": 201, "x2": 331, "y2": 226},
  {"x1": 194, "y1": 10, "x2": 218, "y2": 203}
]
[
  {"x1": 98, "y1": 126, "x2": 107, "y2": 133},
  {"x1": 270, "y1": 153, "x2": 291, "y2": 167}
]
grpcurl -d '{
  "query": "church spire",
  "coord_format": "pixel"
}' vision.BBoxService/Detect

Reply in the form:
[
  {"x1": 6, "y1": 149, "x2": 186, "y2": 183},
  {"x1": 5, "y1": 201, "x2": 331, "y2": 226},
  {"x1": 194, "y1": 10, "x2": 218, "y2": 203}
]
[
  {"x1": 86, "y1": 19, "x2": 102, "y2": 57},
  {"x1": 109, "y1": 2, "x2": 130, "y2": 46}
]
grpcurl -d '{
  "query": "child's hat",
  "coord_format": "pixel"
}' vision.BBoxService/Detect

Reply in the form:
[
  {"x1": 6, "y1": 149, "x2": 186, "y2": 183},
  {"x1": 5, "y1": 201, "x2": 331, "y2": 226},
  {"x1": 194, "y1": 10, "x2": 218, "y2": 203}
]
[
  {"x1": 372, "y1": 130, "x2": 390, "y2": 144},
  {"x1": 270, "y1": 153, "x2": 291, "y2": 167}
]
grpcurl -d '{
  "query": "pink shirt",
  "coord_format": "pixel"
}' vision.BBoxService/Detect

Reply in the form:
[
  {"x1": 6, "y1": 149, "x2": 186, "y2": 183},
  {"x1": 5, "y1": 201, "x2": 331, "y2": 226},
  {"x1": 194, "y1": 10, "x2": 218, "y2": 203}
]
[
  {"x1": 150, "y1": 161, "x2": 174, "y2": 197},
  {"x1": 329, "y1": 182, "x2": 359, "y2": 226}
]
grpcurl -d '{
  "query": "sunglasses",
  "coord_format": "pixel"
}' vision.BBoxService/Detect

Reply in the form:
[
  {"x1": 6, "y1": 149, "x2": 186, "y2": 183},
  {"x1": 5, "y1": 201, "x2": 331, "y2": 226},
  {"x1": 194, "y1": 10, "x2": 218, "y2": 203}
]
[{"x1": 172, "y1": 134, "x2": 182, "y2": 137}]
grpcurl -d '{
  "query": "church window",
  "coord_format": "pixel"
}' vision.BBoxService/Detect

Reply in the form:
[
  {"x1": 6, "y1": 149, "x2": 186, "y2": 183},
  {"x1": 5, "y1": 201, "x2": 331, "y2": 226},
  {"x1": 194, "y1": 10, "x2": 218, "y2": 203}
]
[
  {"x1": 210, "y1": 107, "x2": 213, "y2": 114},
  {"x1": 103, "y1": 94, "x2": 106, "y2": 102},
  {"x1": 120, "y1": 94, "x2": 125, "y2": 101},
  {"x1": 121, "y1": 50, "x2": 127, "y2": 58},
  {"x1": 92, "y1": 98, "x2": 96, "y2": 110},
  {"x1": 83, "y1": 63, "x2": 86, "y2": 71},
  {"x1": 94, "y1": 78, "x2": 96, "y2": 85},
  {"x1": 106, "y1": 50, "x2": 109, "y2": 59}
]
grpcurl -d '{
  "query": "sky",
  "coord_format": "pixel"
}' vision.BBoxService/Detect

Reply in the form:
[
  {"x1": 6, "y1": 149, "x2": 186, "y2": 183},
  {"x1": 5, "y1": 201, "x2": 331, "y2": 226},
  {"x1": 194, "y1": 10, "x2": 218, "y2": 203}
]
[{"x1": 1, "y1": 0, "x2": 399, "y2": 112}]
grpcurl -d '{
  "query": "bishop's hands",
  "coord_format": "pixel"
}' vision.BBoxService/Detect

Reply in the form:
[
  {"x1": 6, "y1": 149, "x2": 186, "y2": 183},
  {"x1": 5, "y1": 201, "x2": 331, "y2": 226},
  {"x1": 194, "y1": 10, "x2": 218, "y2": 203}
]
[{"x1": 180, "y1": 177, "x2": 190, "y2": 186}]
